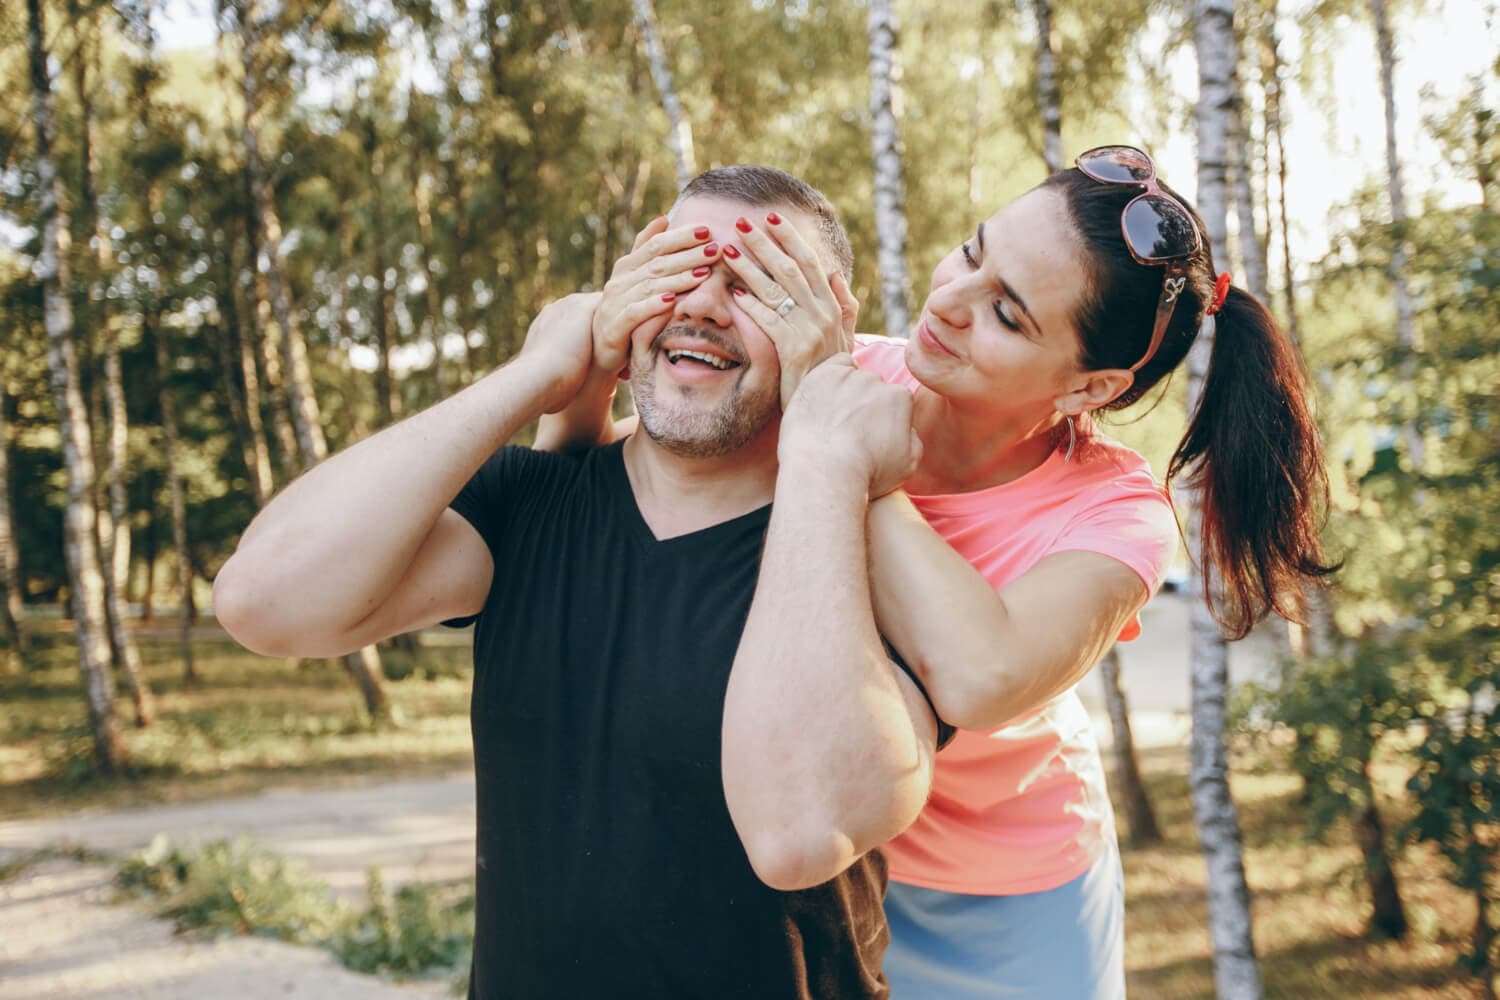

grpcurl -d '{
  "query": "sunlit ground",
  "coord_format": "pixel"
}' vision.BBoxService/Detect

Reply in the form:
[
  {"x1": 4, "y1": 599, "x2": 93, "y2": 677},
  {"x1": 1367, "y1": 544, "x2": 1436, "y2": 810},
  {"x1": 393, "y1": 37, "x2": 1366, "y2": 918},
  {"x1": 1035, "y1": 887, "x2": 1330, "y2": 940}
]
[{"x1": 1, "y1": 632, "x2": 1491, "y2": 997}]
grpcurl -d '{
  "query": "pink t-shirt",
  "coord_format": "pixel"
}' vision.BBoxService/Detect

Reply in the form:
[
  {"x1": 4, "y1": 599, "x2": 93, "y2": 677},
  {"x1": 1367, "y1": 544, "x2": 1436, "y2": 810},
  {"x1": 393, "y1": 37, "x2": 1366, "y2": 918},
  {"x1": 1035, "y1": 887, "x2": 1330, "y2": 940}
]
[{"x1": 854, "y1": 335, "x2": 1180, "y2": 895}]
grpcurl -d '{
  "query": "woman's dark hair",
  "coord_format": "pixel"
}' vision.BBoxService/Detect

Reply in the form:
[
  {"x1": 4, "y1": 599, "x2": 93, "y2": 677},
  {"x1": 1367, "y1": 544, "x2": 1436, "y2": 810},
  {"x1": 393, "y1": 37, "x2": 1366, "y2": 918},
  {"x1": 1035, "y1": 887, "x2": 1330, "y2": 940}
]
[{"x1": 1042, "y1": 168, "x2": 1339, "y2": 639}]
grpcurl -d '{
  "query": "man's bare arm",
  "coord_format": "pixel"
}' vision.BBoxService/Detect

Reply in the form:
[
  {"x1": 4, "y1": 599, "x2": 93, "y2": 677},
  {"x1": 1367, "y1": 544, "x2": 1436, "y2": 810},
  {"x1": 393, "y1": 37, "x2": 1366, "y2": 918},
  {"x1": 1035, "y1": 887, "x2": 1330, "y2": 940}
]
[{"x1": 213, "y1": 298, "x2": 596, "y2": 657}]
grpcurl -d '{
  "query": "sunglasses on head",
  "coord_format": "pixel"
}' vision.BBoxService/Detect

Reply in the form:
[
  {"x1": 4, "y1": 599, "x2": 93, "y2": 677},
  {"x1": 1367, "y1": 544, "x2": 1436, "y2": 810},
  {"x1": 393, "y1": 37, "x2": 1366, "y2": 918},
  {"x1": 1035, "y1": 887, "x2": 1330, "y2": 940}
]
[{"x1": 1074, "y1": 145, "x2": 1202, "y2": 372}]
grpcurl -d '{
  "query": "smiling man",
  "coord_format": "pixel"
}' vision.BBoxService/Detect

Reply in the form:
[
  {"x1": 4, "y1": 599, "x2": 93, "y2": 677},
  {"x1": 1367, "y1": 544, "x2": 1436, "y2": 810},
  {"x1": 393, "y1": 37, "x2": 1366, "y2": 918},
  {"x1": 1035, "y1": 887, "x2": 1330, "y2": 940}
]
[{"x1": 212, "y1": 165, "x2": 939, "y2": 999}]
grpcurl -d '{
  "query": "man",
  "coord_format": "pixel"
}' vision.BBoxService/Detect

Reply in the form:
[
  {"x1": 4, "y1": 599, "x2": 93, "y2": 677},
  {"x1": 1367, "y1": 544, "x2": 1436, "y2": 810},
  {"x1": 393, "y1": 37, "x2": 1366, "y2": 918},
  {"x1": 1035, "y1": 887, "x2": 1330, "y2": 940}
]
[{"x1": 213, "y1": 165, "x2": 939, "y2": 999}]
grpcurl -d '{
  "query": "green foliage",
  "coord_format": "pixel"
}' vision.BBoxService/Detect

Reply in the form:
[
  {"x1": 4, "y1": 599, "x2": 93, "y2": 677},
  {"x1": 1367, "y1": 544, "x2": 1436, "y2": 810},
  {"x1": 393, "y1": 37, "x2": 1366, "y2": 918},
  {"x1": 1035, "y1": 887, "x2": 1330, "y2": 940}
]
[
  {"x1": 116, "y1": 836, "x2": 474, "y2": 983},
  {"x1": 117, "y1": 836, "x2": 347, "y2": 944},
  {"x1": 331, "y1": 867, "x2": 474, "y2": 979}
]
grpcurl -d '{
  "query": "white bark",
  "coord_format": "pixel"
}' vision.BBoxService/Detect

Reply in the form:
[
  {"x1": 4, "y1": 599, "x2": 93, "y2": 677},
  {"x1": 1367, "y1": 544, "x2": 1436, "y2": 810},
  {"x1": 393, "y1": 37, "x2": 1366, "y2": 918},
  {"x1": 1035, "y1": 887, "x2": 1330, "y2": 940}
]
[
  {"x1": 867, "y1": 0, "x2": 913, "y2": 339},
  {"x1": 1263, "y1": 20, "x2": 1301, "y2": 346},
  {"x1": 1032, "y1": 0, "x2": 1064, "y2": 173},
  {"x1": 1230, "y1": 77, "x2": 1268, "y2": 301},
  {"x1": 1193, "y1": 1, "x2": 1264, "y2": 996},
  {"x1": 231, "y1": 1, "x2": 388, "y2": 718},
  {"x1": 1369, "y1": 0, "x2": 1423, "y2": 472},
  {"x1": 152, "y1": 308, "x2": 197, "y2": 683},
  {"x1": 27, "y1": 0, "x2": 126, "y2": 772},
  {"x1": 0, "y1": 382, "x2": 24, "y2": 655},
  {"x1": 632, "y1": 0, "x2": 695, "y2": 191}
]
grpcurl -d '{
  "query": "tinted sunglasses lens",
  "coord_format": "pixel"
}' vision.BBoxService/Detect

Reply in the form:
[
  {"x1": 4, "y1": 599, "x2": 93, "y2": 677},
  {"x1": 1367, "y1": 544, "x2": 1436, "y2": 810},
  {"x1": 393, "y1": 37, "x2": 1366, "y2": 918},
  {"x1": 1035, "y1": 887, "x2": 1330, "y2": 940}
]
[
  {"x1": 1077, "y1": 146, "x2": 1154, "y2": 183},
  {"x1": 1123, "y1": 195, "x2": 1199, "y2": 261}
]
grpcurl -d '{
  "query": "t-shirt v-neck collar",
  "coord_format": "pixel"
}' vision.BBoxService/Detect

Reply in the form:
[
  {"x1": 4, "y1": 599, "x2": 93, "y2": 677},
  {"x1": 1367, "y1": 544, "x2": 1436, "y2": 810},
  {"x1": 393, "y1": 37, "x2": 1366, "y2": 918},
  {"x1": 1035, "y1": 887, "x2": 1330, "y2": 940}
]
[{"x1": 603, "y1": 439, "x2": 771, "y2": 550}]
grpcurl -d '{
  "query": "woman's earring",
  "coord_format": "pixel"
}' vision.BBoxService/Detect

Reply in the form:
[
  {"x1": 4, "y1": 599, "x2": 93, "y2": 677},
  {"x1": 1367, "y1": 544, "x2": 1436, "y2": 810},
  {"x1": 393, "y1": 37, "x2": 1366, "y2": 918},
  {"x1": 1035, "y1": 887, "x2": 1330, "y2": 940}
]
[{"x1": 1064, "y1": 415, "x2": 1077, "y2": 463}]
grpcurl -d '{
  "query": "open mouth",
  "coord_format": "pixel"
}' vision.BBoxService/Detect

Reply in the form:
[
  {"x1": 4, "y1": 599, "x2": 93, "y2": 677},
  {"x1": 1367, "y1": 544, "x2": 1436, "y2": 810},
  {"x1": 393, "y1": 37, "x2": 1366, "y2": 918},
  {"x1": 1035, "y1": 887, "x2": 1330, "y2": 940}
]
[{"x1": 665, "y1": 348, "x2": 741, "y2": 371}]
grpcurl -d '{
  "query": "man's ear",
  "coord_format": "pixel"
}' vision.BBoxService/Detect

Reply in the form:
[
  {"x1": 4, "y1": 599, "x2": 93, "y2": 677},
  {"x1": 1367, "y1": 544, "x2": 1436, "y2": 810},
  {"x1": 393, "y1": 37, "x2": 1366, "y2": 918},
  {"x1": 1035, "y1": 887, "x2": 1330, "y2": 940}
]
[{"x1": 1053, "y1": 368, "x2": 1133, "y2": 416}]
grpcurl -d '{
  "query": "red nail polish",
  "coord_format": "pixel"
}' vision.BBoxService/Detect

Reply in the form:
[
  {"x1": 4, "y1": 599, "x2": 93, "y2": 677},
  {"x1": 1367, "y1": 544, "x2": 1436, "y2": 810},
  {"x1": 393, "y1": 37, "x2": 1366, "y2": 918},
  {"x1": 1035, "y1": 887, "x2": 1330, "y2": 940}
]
[
  {"x1": 704, "y1": 243, "x2": 719, "y2": 256},
  {"x1": 766, "y1": 211, "x2": 782, "y2": 225},
  {"x1": 661, "y1": 292, "x2": 676, "y2": 303},
  {"x1": 732, "y1": 287, "x2": 746, "y2": 296},
  {"x1": 618, "y1": 366, "x2": 631, "y2": 380},
  {"x1": 736, "y1": 217, "x2": 752, "y2": 233},
  {"x1": 692, "y1": 265, "x2": 711, "y2": 277},
  {"x1": 722, "y1": 244, "x2": 741, "y2": 259},
  {"x1": 694, "y1": 226, "x2": 711, "y2": 240}
]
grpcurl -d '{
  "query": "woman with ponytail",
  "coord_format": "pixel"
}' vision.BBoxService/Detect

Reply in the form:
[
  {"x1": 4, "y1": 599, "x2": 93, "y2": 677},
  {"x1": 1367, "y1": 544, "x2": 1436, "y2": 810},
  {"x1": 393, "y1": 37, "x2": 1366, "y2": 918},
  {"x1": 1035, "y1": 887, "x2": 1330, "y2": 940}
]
[{"x1": 819, "y1": 147, "x2": 1339, "y2": 999}]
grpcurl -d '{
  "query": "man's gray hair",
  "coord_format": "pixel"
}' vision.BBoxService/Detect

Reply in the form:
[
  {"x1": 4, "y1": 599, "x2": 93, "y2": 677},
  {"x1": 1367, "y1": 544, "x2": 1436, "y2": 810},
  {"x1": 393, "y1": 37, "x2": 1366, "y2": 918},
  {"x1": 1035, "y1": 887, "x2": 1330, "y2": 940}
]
[{"x1": 672, "y1": 165, "x2": 854, "y2": 282}]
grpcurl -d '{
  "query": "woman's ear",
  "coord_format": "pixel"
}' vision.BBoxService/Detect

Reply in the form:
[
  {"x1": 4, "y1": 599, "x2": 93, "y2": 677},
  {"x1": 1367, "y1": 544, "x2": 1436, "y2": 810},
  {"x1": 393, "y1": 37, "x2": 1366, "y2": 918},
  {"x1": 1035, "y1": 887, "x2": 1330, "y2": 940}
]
[{"x1": 1054, "y1": 368, "x2": 1134, "y2": 415}]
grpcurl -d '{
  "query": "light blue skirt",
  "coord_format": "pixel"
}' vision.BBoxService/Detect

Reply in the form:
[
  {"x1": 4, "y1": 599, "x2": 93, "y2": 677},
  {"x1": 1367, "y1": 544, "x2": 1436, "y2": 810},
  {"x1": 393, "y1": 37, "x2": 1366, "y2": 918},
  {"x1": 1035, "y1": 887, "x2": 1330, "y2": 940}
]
[{"x1": 882, "y1": 845, "x2": 1126, "y2": 999}]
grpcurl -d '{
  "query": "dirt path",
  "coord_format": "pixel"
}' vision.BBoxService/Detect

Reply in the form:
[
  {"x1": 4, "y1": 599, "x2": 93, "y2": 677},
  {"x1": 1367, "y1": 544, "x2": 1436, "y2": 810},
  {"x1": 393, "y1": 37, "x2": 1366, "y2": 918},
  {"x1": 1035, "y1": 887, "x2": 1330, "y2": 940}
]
[
  {"x1": 0, "y1": 859, "x2": 451, "y2": 1000},
  {"x1": 0, "y1": 774, "x2": 474, "y2": 1000}
]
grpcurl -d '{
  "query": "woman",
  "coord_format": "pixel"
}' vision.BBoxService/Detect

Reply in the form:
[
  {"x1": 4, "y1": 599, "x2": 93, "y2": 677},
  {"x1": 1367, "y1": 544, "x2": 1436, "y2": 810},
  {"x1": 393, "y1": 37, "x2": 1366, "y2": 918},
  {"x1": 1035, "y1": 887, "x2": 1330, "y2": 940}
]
[{"x1": 542, "y1": 148, "x2": 1334, "y2": 998}]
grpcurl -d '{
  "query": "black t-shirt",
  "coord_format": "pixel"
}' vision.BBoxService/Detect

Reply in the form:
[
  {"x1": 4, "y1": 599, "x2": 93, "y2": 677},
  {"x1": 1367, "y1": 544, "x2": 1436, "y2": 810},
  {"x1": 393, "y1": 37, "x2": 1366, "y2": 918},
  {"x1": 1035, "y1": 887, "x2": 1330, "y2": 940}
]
[{"x1": 448, "y1": 441, "x2": 891, "y2": 1000}]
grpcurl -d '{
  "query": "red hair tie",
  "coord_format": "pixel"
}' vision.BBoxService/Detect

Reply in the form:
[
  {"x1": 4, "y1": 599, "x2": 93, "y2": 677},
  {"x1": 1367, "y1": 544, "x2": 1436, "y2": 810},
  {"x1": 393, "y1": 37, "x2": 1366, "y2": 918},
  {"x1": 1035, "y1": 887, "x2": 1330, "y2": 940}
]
[{"x1": 1206, "y1": 271, "x2": 1232, "y2": 315}]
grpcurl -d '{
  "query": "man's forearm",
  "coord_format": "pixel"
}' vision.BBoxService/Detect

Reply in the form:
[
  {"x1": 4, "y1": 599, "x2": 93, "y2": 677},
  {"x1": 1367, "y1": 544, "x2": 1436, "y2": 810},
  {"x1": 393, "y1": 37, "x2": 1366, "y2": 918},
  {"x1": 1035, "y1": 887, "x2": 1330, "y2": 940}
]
[
  {"x1": 216, "y1": 352, "x2": 570, "y2": 650},
  {"x1": 722, "y1": 461, "x2": 935, "y2": 891}
]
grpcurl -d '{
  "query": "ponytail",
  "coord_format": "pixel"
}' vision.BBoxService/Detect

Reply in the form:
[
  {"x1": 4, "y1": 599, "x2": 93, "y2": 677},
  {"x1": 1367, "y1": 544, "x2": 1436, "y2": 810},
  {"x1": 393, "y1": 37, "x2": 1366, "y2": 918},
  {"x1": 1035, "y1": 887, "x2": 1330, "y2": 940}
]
[{"x1": 1166, "y1": 285, "x2": 1339, "y2": 639}]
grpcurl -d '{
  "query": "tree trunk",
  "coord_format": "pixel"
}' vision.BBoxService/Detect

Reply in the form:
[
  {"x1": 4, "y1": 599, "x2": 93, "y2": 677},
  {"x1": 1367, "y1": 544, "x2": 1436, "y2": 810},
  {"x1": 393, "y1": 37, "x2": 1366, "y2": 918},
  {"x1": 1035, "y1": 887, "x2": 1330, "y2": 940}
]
[
  {"x1": 1262, "y1": 18, "x2": 1301, "y2": 347},
  {"x1": 1230, "y1": 78, "x2": 1268, "y2": 301},
  {"x1": 410, "y1": 129, "x2": 450, "y2": 399},
  {"x1": 631, "y1": 0, "x2": 695, "y2": 190},
  {"x1": 1032, "y1": 0, "x2": 1064, "y2": 173},
  {"x1": 364, "y1": 115, "x2": 399, "y2": 427},
  {"x1": 1193, "y1": 0, "x2": 1263, "y2": 995},
  {"x1": 1368, "y1": 0, "x2": 1423, "y2": 471},
  {"x1": 235, "y1": 0, "x2": 390, "y2": 721},
  {"x1": 1354, "y1": 763, "x2": 1409, "y2": 940},
  {"x1": 867, "y1": 0, "x2": 913, "y2": 339},
  {"x1": 150, "y1": 305, "x2": 197, "y2": 683},
  {"x1": 0, "y1": 384, "x2": 25, "y2": 660},
  {"x1": 1099, "y1": 646, "x2": 1162, "y2": 845},
  {"x1": 77, "y1": 19, "x2": 154, "y2": 725},
  {"x1": 27, "y1": 0, "x2": 127, "y2": 773}
]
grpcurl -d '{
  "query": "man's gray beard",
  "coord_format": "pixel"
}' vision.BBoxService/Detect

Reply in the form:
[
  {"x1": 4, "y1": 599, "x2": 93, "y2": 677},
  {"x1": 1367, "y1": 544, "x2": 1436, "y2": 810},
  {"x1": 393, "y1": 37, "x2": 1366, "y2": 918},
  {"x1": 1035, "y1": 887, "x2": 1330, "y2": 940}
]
[{"x1": 630, "y1": 326, "x2": 780, "y2": 459}]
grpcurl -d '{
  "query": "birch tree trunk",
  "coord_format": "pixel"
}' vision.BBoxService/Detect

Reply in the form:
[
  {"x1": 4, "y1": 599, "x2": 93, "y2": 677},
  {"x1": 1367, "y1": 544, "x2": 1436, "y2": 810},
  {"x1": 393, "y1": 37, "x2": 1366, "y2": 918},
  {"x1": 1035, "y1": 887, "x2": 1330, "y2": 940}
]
[
  {"x1": 1032, "y1": 0, "x2": 1065, "y2": 173},
  {"x1": 1230, "y1": 79, "x2": 1268, "y2": 301},
  {"x1": 76, "y1": 18, "x2": 154, "y2": 725},
  {"x1": 1100, "y1": 646, "x2": 1162, "y2": 845},
  {"x1": 27, "y1": 0, "x2": 127, "y2": 773},
  {"x1": 0, "y1": 384, "x2": 24, "y2": 661},
  {"x1": 867, "y1": 0, "x2": 913, "y2": 339},
  {"x1": 365, "y1": 114, "x2": 399, "y2": 426},
  {"x1": 409, "y1": 118, "x2": 450, "y2": 400},
  {"x1": 235, "y1": 0, "x2": 390, "y2": 722},
  {"x1": 632, "y1": 0, "x2": 695, "y2": 191},
  {"x1": 150, "y1": 302, "x2": 197, "y2": 683},
  {"x1": 1193, "y1": 1, "x2": 1263, "y2": 995},
  {"x1": 1369, "y1": 0, "x2": 1423, "y2": 471},
  {"x1": 1263, "y1": 19, "x2": 1301, "y2": 347}
]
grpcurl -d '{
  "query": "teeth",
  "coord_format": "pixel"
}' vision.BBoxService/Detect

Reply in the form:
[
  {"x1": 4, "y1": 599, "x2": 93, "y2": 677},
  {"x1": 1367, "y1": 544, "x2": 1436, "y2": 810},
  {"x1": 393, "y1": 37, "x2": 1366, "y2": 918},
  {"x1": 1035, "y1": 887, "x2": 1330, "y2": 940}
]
[{"x1": 667, "y1": 349, "x2": 735, "y2": 370}]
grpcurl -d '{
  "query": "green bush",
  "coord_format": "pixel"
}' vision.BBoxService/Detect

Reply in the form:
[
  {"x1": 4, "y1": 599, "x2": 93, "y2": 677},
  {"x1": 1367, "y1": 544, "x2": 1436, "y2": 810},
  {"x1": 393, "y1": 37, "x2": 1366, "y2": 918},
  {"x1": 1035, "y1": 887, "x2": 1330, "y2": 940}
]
[{"x1": 332, "y1": 868, "x2": 474, "y2": 978}]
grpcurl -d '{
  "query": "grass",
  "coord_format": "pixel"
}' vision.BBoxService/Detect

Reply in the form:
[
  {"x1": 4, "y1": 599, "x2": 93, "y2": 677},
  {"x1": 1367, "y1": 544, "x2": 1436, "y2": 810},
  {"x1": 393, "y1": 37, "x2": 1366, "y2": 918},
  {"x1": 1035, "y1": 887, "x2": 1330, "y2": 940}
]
[
  {"x1": 3, "y1": 627, "x2": 1493, "y2": 996},
  {"x1": 116, "y1": 835, "x2": 473, "y2": 988},
  {"x1": 1119, "y1": 746, "x2": 1495, "y2": 999},
  {"x1": 0, "y1": 627, "x2": 475, "y2": 817}
]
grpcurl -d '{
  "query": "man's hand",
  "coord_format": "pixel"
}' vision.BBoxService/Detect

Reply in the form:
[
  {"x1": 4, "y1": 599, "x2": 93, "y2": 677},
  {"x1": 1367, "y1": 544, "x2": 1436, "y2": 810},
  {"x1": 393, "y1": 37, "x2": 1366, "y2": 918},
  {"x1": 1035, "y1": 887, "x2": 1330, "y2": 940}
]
[
  {"x1": 518, "y1": 292, "x2": 604, "y2": 412},
  {"x1": 720, "y1": 213, "x2": 854, "y2": 410},
  {"x1": 593, "y1": 215, "x2": 719, "y2": 375},
  {"x1": 779, "y1": 354, "x2": 921, "y2": 498}
]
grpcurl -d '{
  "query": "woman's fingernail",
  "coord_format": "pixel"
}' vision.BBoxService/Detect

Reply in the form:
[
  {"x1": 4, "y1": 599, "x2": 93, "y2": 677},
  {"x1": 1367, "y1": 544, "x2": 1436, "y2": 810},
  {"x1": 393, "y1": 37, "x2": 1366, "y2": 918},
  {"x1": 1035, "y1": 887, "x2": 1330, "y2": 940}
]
[
  {"x1": 723, "y1": 244, "x2": 741, "y2": 259},
  {"x1": 693, "y1": 226, "x2": 711, "y2": 240},
  {"x1": 618, "y1": 366, "x2": 631, "y2": 380},
  {"x1": 661, "y1": 292, "x2": 676, "y2": 303},
  {"x1": 732, "y1": 287, "x2": 746, "y2": 296},
  {"x1": 704, "y1": 243, "x2": 719, "y2": 256},
  {"x1": 735, "y1": 217, "x2": 752, "y2": 233},
  {"x1": 692, "y1": 265, "x2": 712, "y2": 277},
  {"x1": 766, "y1": 212, "x2": 782, "y2": 225}
]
